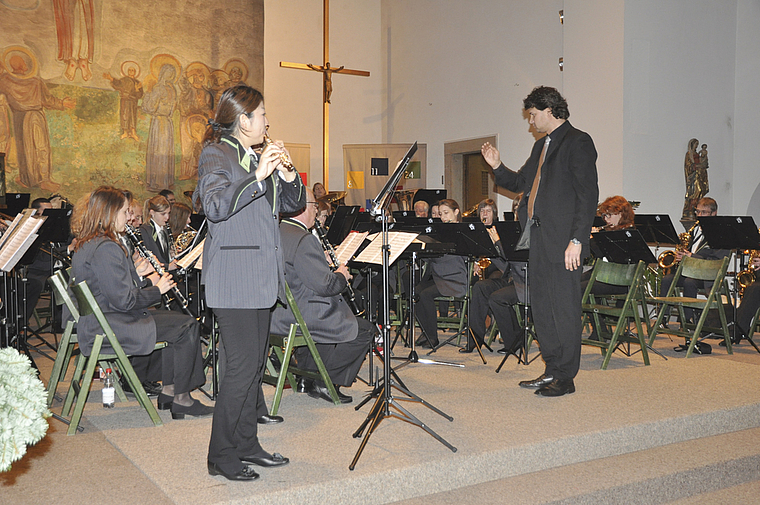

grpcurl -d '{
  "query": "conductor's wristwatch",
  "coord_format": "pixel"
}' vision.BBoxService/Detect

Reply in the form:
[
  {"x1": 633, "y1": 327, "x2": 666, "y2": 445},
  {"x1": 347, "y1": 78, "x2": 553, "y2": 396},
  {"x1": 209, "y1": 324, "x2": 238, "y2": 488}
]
[{"x1": 570, "y1": 238, "x2": 581, "y2": 246}]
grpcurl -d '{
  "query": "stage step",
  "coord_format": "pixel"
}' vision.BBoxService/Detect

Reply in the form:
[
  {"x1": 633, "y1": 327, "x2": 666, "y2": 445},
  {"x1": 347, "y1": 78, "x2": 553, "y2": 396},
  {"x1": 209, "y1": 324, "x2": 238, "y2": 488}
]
[{"x1": 393, "y1": 427, "x2": 760, "y2": 505}]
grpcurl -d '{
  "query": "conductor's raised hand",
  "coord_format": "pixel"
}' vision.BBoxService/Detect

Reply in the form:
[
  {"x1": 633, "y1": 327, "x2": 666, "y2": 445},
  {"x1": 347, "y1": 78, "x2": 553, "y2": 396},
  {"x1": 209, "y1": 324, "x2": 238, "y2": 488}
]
[{"x1": 481, "y1": 142, "x2": 501, "y2": 169}]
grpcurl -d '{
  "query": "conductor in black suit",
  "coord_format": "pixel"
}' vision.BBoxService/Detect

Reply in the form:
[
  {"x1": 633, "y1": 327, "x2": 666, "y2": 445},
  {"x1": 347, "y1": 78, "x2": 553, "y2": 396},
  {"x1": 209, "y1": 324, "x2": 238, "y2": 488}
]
[
  {"x1": 271, "y1": 187, "x2": 373, "y2": 404},
  {"x1": 482, "y1": 86, "x2": 598, "y2": 397}
]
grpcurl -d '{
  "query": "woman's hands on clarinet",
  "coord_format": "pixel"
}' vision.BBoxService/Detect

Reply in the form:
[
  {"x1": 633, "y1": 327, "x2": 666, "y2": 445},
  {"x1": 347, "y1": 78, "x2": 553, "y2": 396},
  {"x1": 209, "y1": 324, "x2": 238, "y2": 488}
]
[{"x1": 257, "y1": 141, "x2": 297, "y2": 183}]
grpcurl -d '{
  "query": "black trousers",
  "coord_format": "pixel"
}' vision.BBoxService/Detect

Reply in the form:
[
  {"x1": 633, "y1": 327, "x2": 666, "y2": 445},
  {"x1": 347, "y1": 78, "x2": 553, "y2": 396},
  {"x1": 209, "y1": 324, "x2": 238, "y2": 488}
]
[
  {"x1": 295, "y1": 316, "x2": 373, "y2": 387},
  {"x1": 208, "y1": 308, "x2": 270, "y2": 474},
  {"x1": 488, "y1": 284, "x2": 521, "y2": 351},
  {"x1": 738, "y1": 282, "x2": 760, "y2": 334},
  {"x1": 530, "y1": 256, "x2": 583, "y2": 380},
  {"x1": 149, "y1": 310, "x2": 204, "y2": 394},
  {"x1": 660, "y1": 273, "x2": 710, "y2": 323},
  {"x1": 469, "y1": 277, "x2": 509, "y2": 344},
  {"x1": 415, "y1": 278, "x2": 444, "y2": 344}
]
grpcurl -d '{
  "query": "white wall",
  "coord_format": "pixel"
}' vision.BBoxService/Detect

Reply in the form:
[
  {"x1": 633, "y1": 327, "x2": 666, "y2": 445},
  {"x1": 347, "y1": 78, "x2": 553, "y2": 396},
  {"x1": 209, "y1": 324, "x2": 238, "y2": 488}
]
[
  {"x1": 734, "y1": 0, "x2": 760, "y2": 219},
  {"x1": 381, "y1": 0, "x2": 563, "y2": 212},
  {"x1": 264, "y1": 0, "x2": 382, "y2": 191},
  {"x1": 623, "y1": 0, "x2": 738, "y2": 225}
]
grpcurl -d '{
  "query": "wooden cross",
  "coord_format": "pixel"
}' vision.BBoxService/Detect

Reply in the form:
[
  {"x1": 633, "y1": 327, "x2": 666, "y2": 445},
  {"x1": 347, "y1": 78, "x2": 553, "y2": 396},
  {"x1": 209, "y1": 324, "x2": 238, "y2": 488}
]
[{"x1": 280, "y1": 0, "x2": 370, "y2": 191}]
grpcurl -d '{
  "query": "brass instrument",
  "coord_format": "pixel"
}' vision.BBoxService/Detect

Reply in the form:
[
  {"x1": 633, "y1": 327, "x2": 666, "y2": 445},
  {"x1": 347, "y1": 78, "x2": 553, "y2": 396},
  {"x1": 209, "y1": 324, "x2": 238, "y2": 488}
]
[
  {"x1": 462, "y1": 203, "x2": 479, "y2": 218},
  {"x1": 174, "y1": 227, "x2": 198, "y2": 257},
  {"x1": 312, "y1": 218, "x2": 364, "y2": 316},
  {"x1": 262, "y1": 125, "x2": 295, "y2": 172},
  {"x1": 476, "y1": 257, "x2": 492, "y2": 281},
  {"x1": 738, "y1": 250, "x2": 759, "y2": 296},
  {"x1": 658, "y1": 223, "x2": 696, "y2": 271},
  {"x1": 124, "y1": 224, "x2": 191, "y2": 314},
  {"x1": 394, "y1": 190, "x2": 417, "y2": 212}
]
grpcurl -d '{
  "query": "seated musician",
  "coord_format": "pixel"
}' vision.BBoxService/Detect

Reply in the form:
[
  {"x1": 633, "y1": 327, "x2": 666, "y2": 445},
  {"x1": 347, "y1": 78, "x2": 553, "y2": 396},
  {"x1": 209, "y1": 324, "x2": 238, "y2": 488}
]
[
  {"x1": 473, "y1": 198, "x2": 506, "y2": 281},
  {"x1": 659, "y1": 197, "x2": 731, "y2": 322},
  {"x1": 70, "y1": 186, "x2": 211, "y2": 419},
  {"x1": 731, "y1": 254, "x2": 760, "y2": 345},
  {"x1": 582, "y1": 195, "x2": 636, "y2": 340},
  {"x1": 414, "y1": 200, "x2": 429, "y2": 218},
  {"x1": 414, "y1": 199, "x2": 469, "y2": 348},
  {"x1": 271, "y1": 187, "x2": 374, "y2": 404},
  {"x1": 316, "y1": 199, "x2": 331, "y2": 228},
  {"x1": 466, "y1": 195, "x2": 527, "y2": 353},
  {"x1": 430, "y1": 201, "x2": 441, "y2": 219},
  {"x1": 139, "y1": 195, "x2": 176, "y2": 272}
]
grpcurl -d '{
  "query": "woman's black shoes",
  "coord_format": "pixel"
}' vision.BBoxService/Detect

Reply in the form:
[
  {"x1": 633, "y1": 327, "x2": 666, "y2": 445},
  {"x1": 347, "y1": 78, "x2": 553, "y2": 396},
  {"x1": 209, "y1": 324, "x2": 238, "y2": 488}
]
[
  {"x1": 171, "y1": 399, "x2": 214, "y2": 419},
  {"x1": 240, "y1": 452, "x2": 290, "y2": 468},
  {"x1": 207, "y1": 461, "x2": 259, "y2": 481},
  {"x1": 157, "y1": 393, "x2": 173, "y2": 410}
]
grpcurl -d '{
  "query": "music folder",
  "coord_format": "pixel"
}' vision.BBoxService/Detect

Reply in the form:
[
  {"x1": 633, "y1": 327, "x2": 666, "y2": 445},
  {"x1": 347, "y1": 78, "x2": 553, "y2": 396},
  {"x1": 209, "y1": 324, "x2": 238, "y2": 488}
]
[{"x1": 634, "y1": 214, "x2": 680, "y2": 247}]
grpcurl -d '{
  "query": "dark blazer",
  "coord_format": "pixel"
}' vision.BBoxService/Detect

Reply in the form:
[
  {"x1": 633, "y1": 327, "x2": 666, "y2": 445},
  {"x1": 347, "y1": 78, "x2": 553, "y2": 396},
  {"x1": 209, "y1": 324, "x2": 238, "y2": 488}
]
[
  {"x1": 71, "y1": 237, "x2": 161, "y2": 357},
  {"x1": 494, "y1": 121, "x2": 599, "y2": 262},
  {"x1": 427, "y1": 253, "x2": 468, "y2": 297},
  {"x1": 139, "y1": 220, "x2": 170, "y2": 267},
  {"x1": 195, "y1": 135, "x2": 305, "y2": 309},
  {"x1": 271, "y1": 218, "x2": 357, "y2": 344}
]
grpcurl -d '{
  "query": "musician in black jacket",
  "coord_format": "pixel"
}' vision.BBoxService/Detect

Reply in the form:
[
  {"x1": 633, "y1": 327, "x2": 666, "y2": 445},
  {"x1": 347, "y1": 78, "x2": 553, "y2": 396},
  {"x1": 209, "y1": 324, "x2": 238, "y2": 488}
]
[{"x1": 271, "y1": 187, "x2": 373, "y2": 404}]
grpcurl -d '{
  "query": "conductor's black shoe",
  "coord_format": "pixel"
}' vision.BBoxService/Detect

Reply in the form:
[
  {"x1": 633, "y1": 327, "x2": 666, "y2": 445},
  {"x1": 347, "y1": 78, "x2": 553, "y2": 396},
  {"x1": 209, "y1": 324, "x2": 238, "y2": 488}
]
[
  {"x1": 207, "y1": 461, "x2": 259, "y2": 481},
  {"x1": 306, "y1": 382, "x2": 353, "y2": 404},
  {"x1": 535, "y1": 378, "x2": 575, "y2": 397},
  {"x1": 257, "y1": 414, "x2": 284, "y2": 425},
  {"x1": 518, "y1": 374, "x2": 554, "y2": 389},
  {"x1": 171, "y1": 399, "x2": 214, "y2": 419},
  {"x1": 240, "y1": 452, "x2": 290, "y2": 468}
]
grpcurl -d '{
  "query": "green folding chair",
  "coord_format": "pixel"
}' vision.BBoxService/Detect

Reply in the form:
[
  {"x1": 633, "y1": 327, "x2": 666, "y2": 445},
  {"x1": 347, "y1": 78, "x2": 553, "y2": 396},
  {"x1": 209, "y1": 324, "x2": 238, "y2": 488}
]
[
  {"x1": 263, "y1": 282, "x2": 340, "y2": 415},
  {"x1": 581, "y1": 260, "x2": 650, "y2": 369}
]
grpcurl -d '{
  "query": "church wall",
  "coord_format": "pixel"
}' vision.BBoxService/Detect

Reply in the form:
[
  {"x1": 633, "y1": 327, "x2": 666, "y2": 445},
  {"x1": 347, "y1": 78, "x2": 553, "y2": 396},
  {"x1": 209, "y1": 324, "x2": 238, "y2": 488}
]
[
  {"x1": 263, "y1": 0, "x2": 382, "y2": 192},
  {"x1": 734, "y1": 0, "x2": 760, "y2": 219},
  {"x1": 381, "y1": 0, "x2": 564, "y2": 214},
  {"x1": 0, "y1": 0, "x2": 263, "y2": 206},
  {"x1": 623, "y1": 0, "x2": 738, "y2": 226}
]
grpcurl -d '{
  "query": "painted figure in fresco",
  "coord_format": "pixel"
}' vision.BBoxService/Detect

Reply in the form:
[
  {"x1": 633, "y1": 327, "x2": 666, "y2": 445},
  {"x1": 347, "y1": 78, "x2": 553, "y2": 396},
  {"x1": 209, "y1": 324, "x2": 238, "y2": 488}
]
[
  {"x1": 142, "y1": 64, "x2": 177, "y2": 192},
  {"x1": 0, "y1": 53, "x2": 75, "y2": 191},
  {"x1": 53, "y1": 0, "x2": 95, "y2": 81},
  {"x1": 178, "y1": 64, "x2": 214, "y2": 180},
  {"x1": 104, "y1": 62, "x2": 143, "y2": 141},
  {"x1": 682, "y1": 138, "x2": 709, "y2": 221}
]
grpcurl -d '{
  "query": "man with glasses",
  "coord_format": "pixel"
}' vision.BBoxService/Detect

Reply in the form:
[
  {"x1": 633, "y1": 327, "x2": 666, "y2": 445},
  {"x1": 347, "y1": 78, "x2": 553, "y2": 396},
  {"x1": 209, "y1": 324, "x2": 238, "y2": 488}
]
[
  {"x1": 659, "y1": 197, "x2": 731, "y2": 322},
  {"x1": 271, "y1": 188, "x2": 373, "y2": 404}
]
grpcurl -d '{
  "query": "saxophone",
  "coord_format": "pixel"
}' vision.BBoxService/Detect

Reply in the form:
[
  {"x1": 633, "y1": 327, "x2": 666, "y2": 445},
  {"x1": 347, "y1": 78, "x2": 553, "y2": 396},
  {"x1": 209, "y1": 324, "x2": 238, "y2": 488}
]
[
  {"x1": 738, "y1": 249, "x2": 759, "y2": 297},
  {"x1": 658, "y1": 223, "x2": 696, "y2": 270}
]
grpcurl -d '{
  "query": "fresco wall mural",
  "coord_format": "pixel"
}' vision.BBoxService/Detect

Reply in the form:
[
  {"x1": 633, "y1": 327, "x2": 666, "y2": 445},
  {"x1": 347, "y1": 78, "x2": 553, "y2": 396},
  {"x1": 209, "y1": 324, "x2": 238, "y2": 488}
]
[{"x1": 0, "y1": 0, "x2": 264, "y2": 208}]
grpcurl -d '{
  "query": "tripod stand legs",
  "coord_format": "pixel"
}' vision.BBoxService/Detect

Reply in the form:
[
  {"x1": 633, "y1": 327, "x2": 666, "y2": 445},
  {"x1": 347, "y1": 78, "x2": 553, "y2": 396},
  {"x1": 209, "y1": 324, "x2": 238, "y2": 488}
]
[{"x1": 349, "y1": 378, "x2": 456, "y2": 471}]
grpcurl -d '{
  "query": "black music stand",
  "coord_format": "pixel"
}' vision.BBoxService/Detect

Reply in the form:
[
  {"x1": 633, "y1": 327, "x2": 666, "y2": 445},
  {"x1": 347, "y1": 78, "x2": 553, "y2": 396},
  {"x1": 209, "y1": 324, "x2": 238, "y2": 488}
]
[
  {"x1": 421, "y1": 222, "x2": 498, "y2": 362},
  {"x1": 634, "y1": 214, "x2": 680, "y2": 247},
  {"x1": 492, "y1": 221, "x2": 536, "y2": 369},
  {"x1": 350, "y1": 142, "x2": 456, "y2": 471},
  {"x1": 326, "y1": 205, "x2": 361, "y2": 245},
  {"x1": 4, "y1": 193, "x2": 30, "y2": 216},
  {"x1": 413, "y1": 189, "x2": 447, "y2": 207},
  {"x1": 698, "y1": 216, "x2": 760, "y2": 353}
]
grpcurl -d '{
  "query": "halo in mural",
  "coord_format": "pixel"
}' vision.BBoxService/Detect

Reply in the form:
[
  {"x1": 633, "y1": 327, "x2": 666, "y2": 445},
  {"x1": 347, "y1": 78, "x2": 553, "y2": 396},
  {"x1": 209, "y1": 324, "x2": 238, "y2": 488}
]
[
  {"x1": 223, "y1": 58, "x2": 248, "y2": 83},
  {"x1": 186, "y1": 114, "x2": 209, "y2": 142},
  {"x1": 1, "y1": 45, "x2": 39, "y2": 79},
  {"x1": 210, "y1": 69, "x2": 229, "y2": 87},
  {"x1": 184, "y1": 61, "x2": 211, "y2": 88},
  {"x1": 120, "y1": 60, "x2": 141, "y2": 78},
  {"x1": 143, "y1": 53, "x2": 181, "y2": 92}
]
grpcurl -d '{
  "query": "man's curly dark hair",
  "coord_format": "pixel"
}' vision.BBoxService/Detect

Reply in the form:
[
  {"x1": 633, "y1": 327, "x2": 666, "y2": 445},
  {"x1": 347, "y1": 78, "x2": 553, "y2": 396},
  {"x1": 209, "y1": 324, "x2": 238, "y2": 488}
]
[{"x1": 523, "y1": 86, "x2": 569, "y2": 119}]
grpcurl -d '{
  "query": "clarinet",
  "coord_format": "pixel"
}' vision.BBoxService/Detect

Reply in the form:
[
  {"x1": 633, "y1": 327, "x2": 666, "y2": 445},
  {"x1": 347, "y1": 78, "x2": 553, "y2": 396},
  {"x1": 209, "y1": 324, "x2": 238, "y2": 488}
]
[
  {"x1": 312, "y1": 219, "x2": 364, "y2": 316},
  {"x1": 123, "y1": 224, "x2": 191, "y2": 314}
]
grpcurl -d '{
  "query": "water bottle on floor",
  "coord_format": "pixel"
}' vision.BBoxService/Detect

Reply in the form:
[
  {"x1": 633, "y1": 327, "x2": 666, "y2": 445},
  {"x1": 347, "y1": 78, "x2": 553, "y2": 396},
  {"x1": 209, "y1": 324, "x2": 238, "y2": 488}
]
[{"x1": 102, "y1": 368, "x2": 115, "y2": 408}]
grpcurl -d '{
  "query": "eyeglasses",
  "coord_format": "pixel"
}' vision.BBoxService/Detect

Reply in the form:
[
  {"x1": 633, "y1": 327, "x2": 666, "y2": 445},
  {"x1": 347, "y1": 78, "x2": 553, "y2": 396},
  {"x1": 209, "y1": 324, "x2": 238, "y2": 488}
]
[
  {"x1": 695, "y1": 208, "x2": 711, "y2": 216},
  {"x1": 306, "y1": 201, "x2": 319, "y2": 207}
]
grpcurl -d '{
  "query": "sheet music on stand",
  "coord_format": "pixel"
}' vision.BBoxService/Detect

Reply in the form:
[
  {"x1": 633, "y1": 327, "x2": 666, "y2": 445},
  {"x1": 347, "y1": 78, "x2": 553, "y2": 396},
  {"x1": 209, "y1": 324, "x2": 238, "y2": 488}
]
[
  {"x1": 176, "y1": 238, "x2": 205, "y2": 271},
  {"x1": 0, "y1": 209, "x2": 46, "y2": 272},
  {"x1": 354, "y1": 231, "x2": 419, "y2": 266},
  {"x1": 334, "y1": 231, "x2": 369, "y2": 266}
]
